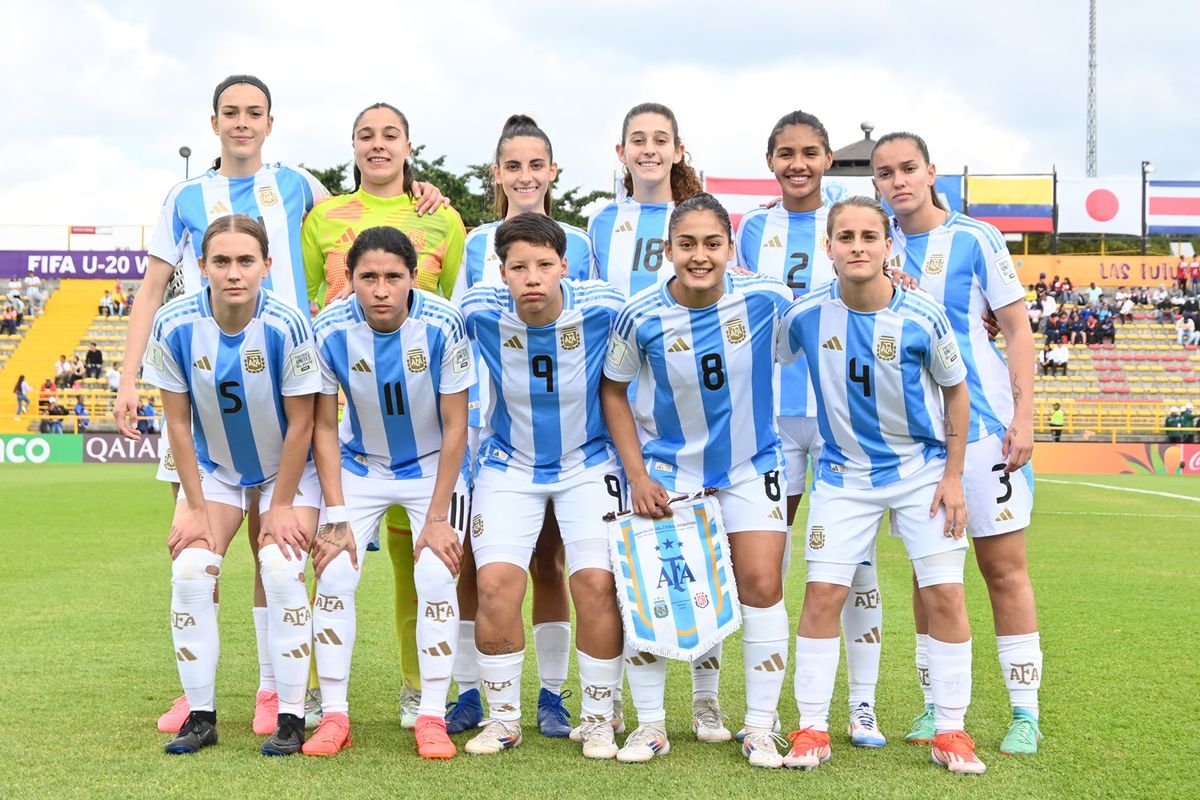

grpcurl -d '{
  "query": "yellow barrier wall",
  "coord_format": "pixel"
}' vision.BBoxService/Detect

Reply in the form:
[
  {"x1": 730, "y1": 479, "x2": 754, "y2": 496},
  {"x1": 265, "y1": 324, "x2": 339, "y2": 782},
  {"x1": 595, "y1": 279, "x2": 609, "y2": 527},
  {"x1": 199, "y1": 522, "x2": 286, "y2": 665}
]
[{"x1": 1013, "y1": 255, "x2": 1182, "y2": 289}]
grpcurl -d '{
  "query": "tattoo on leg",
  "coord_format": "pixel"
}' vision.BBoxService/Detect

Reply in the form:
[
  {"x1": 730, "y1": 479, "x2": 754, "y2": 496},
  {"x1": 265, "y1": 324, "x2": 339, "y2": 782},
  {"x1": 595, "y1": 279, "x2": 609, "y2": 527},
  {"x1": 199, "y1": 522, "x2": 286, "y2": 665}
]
[{"x1": 478, "y1": 638, "x2": 516, "y2": 655}]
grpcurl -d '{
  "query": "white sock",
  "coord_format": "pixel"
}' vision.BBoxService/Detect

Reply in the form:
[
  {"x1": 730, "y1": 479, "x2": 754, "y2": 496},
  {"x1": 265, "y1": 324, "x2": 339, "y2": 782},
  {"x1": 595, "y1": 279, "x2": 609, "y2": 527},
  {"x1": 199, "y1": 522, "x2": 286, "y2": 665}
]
[
  {"x1": 793, "y1": 635, "x2": 839, "y2": 732},
  {"x1": 171, "y1": 550, "x2": 223, "y2": 712},
  {"x1": 842, "y1": 563, "x2": 881, "y2": 708},
  {"x1": 915, "y1": 633, "x2": 933, "y2": 705},
  {"x1": 691, "y1": 642, "x2": 721, "y2": 701},
  {"x1": 742, "y1": 601, "x2": 789, "y2": 730},
  {"x1": 252, "y1": 606, "x2": 275, "y2": 693},
  {"x1": 577, "y1": 651, "x2": 621, "y2": 724},
  {"x1": 997, "y1": 632, "x2": 1042, "y2": 716},
  {"x1": 624, "y1": 644, "x2": 667, "y2": 725},
  {"x1": 928, "y1": 637, "x2": 972, "y2": 733},
  {"x1": 312, "y1": 552, "x2": 360, "y2": 715},
  {"x1": 414, "y1": 551, "x2": 460, "y2": 717},
  {"x1": 258, "y1": 544, "x2": 312, "y2": 717},
  {"x1": 478, "y1": 650, "x2": 524, "y2": 723},
  {"x1": 453, "y1": 620, "x2": 481, "y2": 694},
  {"x1": 533, "y1": 621, "x2": 571, "y2": 695}
]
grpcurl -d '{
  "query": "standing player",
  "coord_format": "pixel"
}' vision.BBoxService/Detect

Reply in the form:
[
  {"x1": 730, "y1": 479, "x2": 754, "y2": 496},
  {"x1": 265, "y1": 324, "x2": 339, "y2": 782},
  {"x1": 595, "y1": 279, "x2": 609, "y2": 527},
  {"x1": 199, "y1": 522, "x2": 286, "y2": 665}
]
[
  {"x1": 601, "y1": 194, "x2": 793, "y2": 768},
  {"x1": 302, "y1": 101, "x2": 466, "y2": 729},
  {"x1": 117, "y1": 75, "x2": 446, "y2": 734},
  {"x1": 304, "y1": 226, "x2": 471, "y2": 759},
  {"x1": 459, "y1": 214, "x2": 625, "y2": 759},
  {"x1": 871, "y1": 132, "x2": 1040, "y2": 755},
  {"x1": 143, "y1": 215, "x2": 321, "y2": 756},
  {"x1": 589, "y1": 103, "x2": 730, "y2": 743},
  {"x1": 444, "y1": 115, "x2": 595, "y2": 737},
  {"x1": 777, "y1": 197, "x2": 984, "y2": 774},
  {"x1": 736, "y1": 110, "x2": 886, "y2": 747}
]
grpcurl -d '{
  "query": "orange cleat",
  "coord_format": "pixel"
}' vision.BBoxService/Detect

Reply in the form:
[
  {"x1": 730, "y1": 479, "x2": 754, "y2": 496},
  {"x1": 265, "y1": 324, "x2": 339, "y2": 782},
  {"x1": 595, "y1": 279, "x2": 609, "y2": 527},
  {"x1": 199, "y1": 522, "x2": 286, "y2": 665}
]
[
  {"x1": 253, "y1": 690, "x2": 280, "y2": 736},
  {"x1": 302, "y1": 712, "x2": 352, "y2": 756},
  {"x1": 782, "y1": 727, "x2": 832, "y2": 770},
  {"x1": 157, "y1": 695, "x2": 190, "y2": 733},
  {"x1": 416, "y1": 715, "x2": 457, "y2": 760},
  {"x1": 931, "y1": 730, "x2": 987, "y2": 775}
]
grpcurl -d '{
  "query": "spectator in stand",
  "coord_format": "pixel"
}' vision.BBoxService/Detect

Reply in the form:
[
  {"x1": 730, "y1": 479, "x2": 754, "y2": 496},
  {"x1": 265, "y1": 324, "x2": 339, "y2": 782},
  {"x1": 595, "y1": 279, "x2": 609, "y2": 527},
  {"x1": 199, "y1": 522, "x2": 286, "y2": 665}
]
[
  {"x1": 1, "y1": 305, "x2": 16, "y2": 335},
  {"x1": 1100, "y1": 314, "x2": 1116, "y2": 344},
  {"x1": 1178, "y1": 314, "x2": 1196, "y2": 346},
  {"x1": 98, "y1": 290, "x2": 114, "y2": 317},
  {"x1": 1060, "y1": 276, "x2": 1074, "y2": 302},
  {"x1": 53, "y1": 354, "x2": 70, "y2": 388},
  {"x1": 1190, "y1": 258, "x2": 1200, "y2": 296},
  {"x1": 1050, "y1": 342, "x2": 1070, "y2": 376},
  {"x1": 1118, "y1": 295, "x2": 1135, "y2": 323},
  {"x1": 1042, "y1": 312, "x2": 1059, "y2": 345},
  {"x1": 138, "y1": 397, "x2": 159, "y2": 435},
  {"x1": 38, "y1": 378, "x2": 55, "y2": 414},
  {"x1": 1084, "y1": 314, "x2": 1101, "y2": 344},
  {"x1": 70, "y1": 355, "x2": 86, "y2": 385},
  {"x1": 1048, "y1": 274, "x2": 1062, "y2": 298},
  {"x1": 1189, "y1": 315, "x2": 1200, "y2": 347},
  {"x1": 7, "y1": 276, "x2": 24, "y2": 306},
  {"x1": 13, "y1": 374, "x2": 31, "y2": 419},
  {"x1": 1035, "y1": 273, "x2": 1048, "y2": 299},
  {"x1": 1068, "y1": 310, "x2": 1086, "y2": 345},
  {"x1": 125, "y1": 286, "x2": 136, "y2": 314},
  {"x1": 24, "y1": 268, "x2": 43, "y2": 315},
  {"x1": 104, "y1": 361, "x2": 120, "y2": 393},
  {"x1": 41, "y1": 397, "x2": 66, "y2": 434},
  {"x1": 1085, "y1": 282, "x2": 1103, "y2": 306},
  {"x1": 1048, "y1": 403, "x2": 1065, "y2": 442},
  {"x1": 1038, "y1": 343, "x2": 1056, "y2": 375},
  {"x1": 85, "y1": 342, "x2": 103, "y2": 378},
  {"x1": 1025, "y1": 284, "x2": 1038, "y2": 304},
  {"x1": 113, "y1": 284, "x2": 126, "y2": 316},
  {"x1": 1180, "y1": 404, "x2": 1196, "y2": 443},
  {"x1": 1041, "y1": 290, "x2": 1058, "y2": 319},
  {"x1": 1027, "y1": 300, "x2": 1042, "y2": 332},
  {"x1": 1165, "y1": 406, "x2": 1184, "y2": 443},
  {"x1": 74, "y1": 395, "x2": 90, "y2": 432},
  {"x1": 1177, "y1": 258, "x2": 1190, "y2": 293}
]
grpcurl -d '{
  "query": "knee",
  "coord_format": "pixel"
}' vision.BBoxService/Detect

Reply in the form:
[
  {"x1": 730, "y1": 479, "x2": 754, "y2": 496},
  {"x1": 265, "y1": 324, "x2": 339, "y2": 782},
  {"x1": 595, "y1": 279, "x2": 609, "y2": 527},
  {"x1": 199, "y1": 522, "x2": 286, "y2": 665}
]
[
  {"x1": 571, "y1": 568, "x2": 617, "y2": 614},
  {"x1": 919, "y1": 583, "x2": 965, "y2": 619},
  {"x1": 413, "y1": 551, "x2": 454, "y2": 597},
  {"x1": 977, "y1": 549, "x2": 1030, "y2": 594},
  {"x1": 801, "y1": 583, "x2": 848, "y2": 620},
  {"x1": 316, "y1": 554, "x2": 360, "y2": 607},
  {"x1": 172, "y1": 549, "x2": 222, "y2": 601},
  {"x1": 737, "y1": 567, "x2": 782, "y2": 607},
  {"x1": 258, "y1": 543, "x2": 305, "y2": 597}
]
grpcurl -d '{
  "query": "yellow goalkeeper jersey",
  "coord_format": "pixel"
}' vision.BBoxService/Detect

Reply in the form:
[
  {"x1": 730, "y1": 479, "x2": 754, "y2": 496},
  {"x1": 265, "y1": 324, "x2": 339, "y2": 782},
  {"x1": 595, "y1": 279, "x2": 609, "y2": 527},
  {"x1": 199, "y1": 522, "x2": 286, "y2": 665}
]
[{"x1": 302, "y1": 188, "x2": 466, "y2": 306}]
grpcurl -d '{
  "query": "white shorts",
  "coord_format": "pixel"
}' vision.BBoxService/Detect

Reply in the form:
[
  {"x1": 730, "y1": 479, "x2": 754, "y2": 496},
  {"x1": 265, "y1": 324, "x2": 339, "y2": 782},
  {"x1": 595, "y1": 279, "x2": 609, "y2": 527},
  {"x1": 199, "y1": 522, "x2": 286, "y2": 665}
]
[
  {"x1": 177, "y1": 462, "x2": 321, "y2": 514},
  {"x1": 777, "y1": 416, "x2": 823, "y2": 495},
  {"x1": 715, "y1": 470, "x2": 788, "y2": 534},
  {"x1": 335, "y1": 470, "x2": 469, "y2": 551},
  {"x1": 156, "y1": 421, "x2": 178, "y2": 483},
  {"x1": 805, "y1": 457, "x2": 968, "y2": 566},
  {"x1": 963, "y1": 432, "x2": 1034, "y2": 537},
  {"x1": 471, "y1": 459, "x2": 624, "y2": 575}
]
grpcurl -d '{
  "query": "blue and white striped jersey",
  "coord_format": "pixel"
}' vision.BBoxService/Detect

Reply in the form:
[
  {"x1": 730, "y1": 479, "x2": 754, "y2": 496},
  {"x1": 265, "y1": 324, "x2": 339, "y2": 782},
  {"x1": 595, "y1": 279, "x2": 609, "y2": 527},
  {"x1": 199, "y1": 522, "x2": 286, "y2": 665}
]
[
  {"x1": 462, "y1": 279, "x2": 623, "y2": 483},
  {"x1": 889, "y1": 212, "x2": 1024, "y2": 442},
  {"x1": 452, "y1": 218, "x2": 595, "y2": 429},
  {"x1": 604, "y1": 273, "x2": 792, "y2": 492},
  {"x1": 313, "y1": 291, "x2": 474, "y2": 480},
  {"x1": 143, "y1": 288, "x2": 321, "y2": 487},
  {"x1": 735, "y1": 204, "x2": 835, "y2": 418},
  {"x1": 588, "y1": 199, "x2": 674, "y2": 298},
  {"x1": 777, "y1": 280, "x2": 968, "y2": 490},
  {"x1": 148, "y1": 163, "x2": 328, "y2": 310}
]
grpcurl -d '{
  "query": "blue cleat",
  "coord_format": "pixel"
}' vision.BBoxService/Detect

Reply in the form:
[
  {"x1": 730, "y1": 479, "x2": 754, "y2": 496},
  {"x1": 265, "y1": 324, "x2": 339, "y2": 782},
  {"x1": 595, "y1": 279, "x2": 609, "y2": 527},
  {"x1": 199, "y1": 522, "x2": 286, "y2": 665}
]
[
  {"x1": 445, "y1": 688, "x2": 485, "y2": 735},
  {"x1": 537, "y1": 688, "x2": 573, "y2": 738}
]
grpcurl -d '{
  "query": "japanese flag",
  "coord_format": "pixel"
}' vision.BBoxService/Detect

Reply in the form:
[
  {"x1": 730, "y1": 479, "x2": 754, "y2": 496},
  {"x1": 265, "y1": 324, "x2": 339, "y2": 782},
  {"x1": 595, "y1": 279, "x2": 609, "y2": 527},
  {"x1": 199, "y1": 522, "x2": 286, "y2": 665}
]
[{"x1": 1057, "y1": 178, "x2": 1141, "y2": 235}]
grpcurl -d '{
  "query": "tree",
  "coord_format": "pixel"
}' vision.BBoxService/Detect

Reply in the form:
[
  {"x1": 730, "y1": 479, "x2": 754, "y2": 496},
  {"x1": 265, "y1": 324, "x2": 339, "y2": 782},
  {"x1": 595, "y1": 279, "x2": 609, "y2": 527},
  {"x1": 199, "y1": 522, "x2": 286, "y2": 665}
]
[{"x1": 300, "y1": 162, "x2": 352, "y2": 195}]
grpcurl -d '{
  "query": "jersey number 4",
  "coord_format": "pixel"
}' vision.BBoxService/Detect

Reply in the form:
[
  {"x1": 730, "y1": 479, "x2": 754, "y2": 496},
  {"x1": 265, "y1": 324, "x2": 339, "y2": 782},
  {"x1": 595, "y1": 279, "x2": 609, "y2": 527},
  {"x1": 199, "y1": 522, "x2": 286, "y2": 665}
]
[{"x1": 849, "y1": 357, "x2": 872, "y2": 398}]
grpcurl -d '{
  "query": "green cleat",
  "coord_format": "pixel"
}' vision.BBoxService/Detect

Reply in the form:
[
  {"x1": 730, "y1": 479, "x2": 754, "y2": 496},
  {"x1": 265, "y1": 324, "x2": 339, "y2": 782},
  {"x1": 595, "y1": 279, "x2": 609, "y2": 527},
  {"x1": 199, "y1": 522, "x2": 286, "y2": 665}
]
[
  {"x1": 905, "y1": 703, "x2": 936, "y2": 744},
  {"x1": 1000, "y1": 709, "x2": 1042, "y2": 755}
]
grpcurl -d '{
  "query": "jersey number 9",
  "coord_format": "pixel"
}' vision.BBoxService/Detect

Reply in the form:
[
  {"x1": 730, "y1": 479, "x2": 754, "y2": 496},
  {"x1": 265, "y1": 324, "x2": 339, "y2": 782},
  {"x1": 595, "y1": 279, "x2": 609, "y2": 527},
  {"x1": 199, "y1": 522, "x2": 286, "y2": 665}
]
[{"x1": 532, "y1": 354, "x2": 555, "y2": 393}]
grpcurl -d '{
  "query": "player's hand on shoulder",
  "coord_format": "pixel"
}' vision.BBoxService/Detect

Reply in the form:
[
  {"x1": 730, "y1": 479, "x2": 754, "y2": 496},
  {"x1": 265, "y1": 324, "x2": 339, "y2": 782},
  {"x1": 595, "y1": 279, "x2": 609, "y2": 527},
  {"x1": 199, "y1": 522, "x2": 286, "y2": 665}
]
[
  {"x1": 415, "y1": 517, "x2": 463, "y2": 576},
  {"x1": 311, "y1": 520, "x2": 357, "y2": 577},
  {"x1": 887, "y1": 269, "x2": 921, "y2": 291},
  {"x1": 168, "y1": 504, "x2": 214, "y2": 558},
  {"x1": 412, "y1": 181, "x2": 451, "y2": 216},
  {"x1": 630, "y1": 475, "x2": 672, "y2": 519}
]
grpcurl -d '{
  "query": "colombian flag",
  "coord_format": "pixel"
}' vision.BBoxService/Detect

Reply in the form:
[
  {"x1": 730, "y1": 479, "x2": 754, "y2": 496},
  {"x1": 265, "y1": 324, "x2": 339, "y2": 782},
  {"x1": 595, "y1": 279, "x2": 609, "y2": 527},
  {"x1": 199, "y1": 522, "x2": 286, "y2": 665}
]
[{"x1": 967, "y1": 176, "x2": 1054, "y2": 233}]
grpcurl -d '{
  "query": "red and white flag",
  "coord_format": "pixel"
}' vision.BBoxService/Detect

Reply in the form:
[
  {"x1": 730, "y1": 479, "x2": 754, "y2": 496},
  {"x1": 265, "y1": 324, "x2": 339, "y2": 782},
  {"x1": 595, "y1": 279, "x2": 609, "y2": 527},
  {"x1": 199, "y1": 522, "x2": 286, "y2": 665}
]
[
  {"x1": 704, "y1": 176, "x2": 876, "y2": 230},
  {"x1": 1147, "y1": 180, "x2": 1200, "y2": 235},
  {"x1": 1056, "y1": 178, "x2": 1140, "y2": 235}
]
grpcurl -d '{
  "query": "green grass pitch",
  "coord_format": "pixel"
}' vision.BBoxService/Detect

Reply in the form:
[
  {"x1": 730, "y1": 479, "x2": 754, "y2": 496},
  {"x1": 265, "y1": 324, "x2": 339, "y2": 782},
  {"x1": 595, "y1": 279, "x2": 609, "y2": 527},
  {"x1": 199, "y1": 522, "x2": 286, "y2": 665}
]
[{"x1": 2, "y1": 465, "x2": 1197, "y2": 799}]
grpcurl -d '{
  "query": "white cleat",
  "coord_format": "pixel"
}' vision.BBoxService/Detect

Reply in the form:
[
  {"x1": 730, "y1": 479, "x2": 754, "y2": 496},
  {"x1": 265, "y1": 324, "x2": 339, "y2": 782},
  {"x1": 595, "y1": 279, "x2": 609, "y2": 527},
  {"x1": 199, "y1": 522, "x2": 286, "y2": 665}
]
[
  {"x1": 741, "y1": 728, "x2": 786, "y2": 768},
  {"x1": 848, "y1": 702, "x2": 887, "y2": 748},
  {"x1": 570, "y1": 698, "x2": 624, "y2": 741},
  {"x1": 692, "y1": 697, "x2": 731, "y2": 743},
  {"x1": 580, "y1": 721, "x2": 619, "y2": 760},
  {"x1": 399, "y1": 685, "x2": 421, "y2": 730},
  {"x1": 735, "y1": 712, "x2": 781, "y2": 742},
  {"x1": 464, "y1": 719, "x2": 523, "y2": 755},
  {"x1": 616, "y1": 724, "x2": 670, "y2": 763}
]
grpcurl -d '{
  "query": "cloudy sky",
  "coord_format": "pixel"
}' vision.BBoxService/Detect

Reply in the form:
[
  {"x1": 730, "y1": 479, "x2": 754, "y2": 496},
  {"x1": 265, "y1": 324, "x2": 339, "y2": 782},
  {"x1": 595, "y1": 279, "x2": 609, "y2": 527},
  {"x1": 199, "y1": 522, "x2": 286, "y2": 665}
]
[{"x1": 1, "y1": 0, "x2": 1194, "y2": 237}]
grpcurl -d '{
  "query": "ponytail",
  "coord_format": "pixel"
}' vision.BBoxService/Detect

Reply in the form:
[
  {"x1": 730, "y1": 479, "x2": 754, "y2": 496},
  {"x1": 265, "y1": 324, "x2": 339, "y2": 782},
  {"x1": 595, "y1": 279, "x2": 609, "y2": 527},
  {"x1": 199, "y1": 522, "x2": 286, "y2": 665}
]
[
  {"x1": 351, "y1": 102, "x2": 415, "y2": 196},
  {"x1": 493, "y1": 114, "x2": 554, "y2": 218}
]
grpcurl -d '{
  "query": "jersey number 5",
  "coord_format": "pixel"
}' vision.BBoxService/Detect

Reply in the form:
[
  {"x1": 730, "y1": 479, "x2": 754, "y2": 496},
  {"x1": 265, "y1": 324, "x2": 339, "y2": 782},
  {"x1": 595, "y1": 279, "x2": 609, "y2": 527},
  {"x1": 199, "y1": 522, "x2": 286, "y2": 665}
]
[{"x1": 218, "y1": 380, "x2": 243, "y2": 414}]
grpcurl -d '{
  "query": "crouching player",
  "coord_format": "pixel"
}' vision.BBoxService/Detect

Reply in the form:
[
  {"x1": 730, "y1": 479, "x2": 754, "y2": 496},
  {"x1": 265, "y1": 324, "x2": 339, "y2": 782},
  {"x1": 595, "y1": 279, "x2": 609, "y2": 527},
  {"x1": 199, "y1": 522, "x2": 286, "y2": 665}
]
[
  {"x1": 143, "y1": 215, "x2": 322, "y2": 755},
  {"x1": 776, "y1": 196, "x2": 984, "y2": 774},
  {"x1": 460, "y1": 214, "x2": 626, "y2": 759},
  {"x1": 305, "y1": 226, "x2": 472, "y2": 759}
]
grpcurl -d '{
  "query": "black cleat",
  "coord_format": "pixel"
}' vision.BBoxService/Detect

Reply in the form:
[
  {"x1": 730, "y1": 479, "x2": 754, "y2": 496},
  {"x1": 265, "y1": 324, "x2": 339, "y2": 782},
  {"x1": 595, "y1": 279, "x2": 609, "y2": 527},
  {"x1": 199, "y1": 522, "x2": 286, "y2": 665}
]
[
  {"x1": 261, "y1": 713, "x2": 305, "y2": 756},
  {"x1": 164, "y1": 712, "x2": 218, "y2": 755}
]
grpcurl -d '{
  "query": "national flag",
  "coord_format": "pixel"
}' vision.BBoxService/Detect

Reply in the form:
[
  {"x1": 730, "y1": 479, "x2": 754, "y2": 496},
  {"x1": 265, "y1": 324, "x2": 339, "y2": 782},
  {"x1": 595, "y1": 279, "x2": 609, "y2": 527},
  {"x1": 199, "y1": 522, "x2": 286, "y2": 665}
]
[
  {"x1": 1057, "y1": 178, "x2": 1141, "y2": 235},
  {"x1": 704, "y1": 175, "x2": 876, "y2": 230},
  {"x1": 1147, "y1": 180, "x2": 1200, "y2": 235},
  {"x1": 966, "y1": 176, "x2": 1054, "y2": 233}
]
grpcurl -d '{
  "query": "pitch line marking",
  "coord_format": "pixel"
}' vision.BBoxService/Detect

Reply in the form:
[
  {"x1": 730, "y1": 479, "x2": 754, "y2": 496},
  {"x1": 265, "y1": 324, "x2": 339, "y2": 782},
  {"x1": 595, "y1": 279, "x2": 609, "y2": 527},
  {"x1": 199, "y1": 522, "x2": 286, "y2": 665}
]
[{"x1": 1038, "y1": 478, "x2": 1200, "y2": 504}]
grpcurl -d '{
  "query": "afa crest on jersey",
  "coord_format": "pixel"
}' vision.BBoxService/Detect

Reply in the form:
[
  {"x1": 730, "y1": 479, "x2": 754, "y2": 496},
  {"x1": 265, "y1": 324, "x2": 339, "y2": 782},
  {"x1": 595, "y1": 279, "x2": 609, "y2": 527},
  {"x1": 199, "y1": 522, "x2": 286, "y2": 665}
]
[
  {"x1": 560, "y1": 326, "x2": 581, "y2": 351},
  {"x1": 876, "y1": 335, "x2": 897, "y2": 362},
  {"x1": 244, "y1": 349, "x2": 266, "y2": 374},
  {"x1": 724, "y1": 318, "x2": 747, "y2": 345},
  {"x1": 924, "y1": 254, "x2": 946, "y2": 275},
  {"x1": 406, "y1": 348, "x2": 428, "y2": 374},
  {"x1": 257, "y1": 186, "x2": 280, "y2": 207}
]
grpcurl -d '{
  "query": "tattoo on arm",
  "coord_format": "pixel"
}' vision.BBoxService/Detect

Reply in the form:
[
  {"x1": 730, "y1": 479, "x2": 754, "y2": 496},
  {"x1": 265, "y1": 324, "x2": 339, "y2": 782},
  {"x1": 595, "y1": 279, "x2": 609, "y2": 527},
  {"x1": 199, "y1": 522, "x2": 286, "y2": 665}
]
[
  {"x1": 945, "y1": 417, "x2": 958, "y2": 437},
  {"x1": 316, "y1": 522, "x2": 348, "y2": 547}
]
